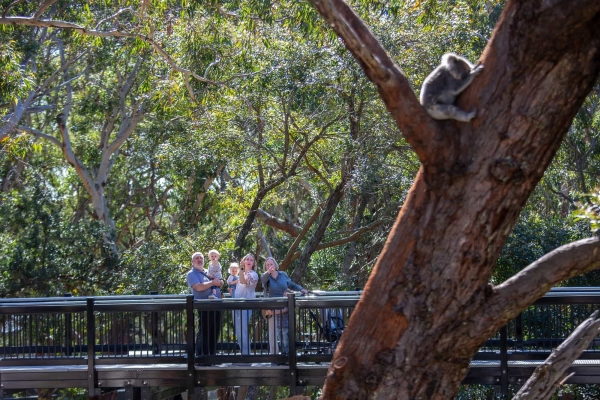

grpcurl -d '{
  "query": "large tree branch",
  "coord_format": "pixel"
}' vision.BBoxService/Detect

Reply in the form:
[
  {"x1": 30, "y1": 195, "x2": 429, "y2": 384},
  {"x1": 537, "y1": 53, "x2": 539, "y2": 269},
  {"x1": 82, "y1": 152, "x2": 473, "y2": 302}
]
[
  {"x1": 55, "y1": 114, "x2": 96, "y2": 208},
  {"x1": 279, "y1": 203, "x2": 324, "y2": 271},
  {"x1": 97, "y1": 99, "x2": 145, "y2": 185},
  {"x1": 308, "y1": 0, "x2": 437, "y2": 160},
  {"x1": 316, "y1": 220, "x2": 384, "y2": 251},
  {"x1": 256, "y1": 209, "x2": 301, "y2": 237},
  {"x1": 488, "y1": 237, "x2": 600, "y2": 317},
  {"x1": 33, "y1": 0, "x2": 57, "y2": 19},
  {"x1": 190, "y1": 165, "x2": 225, "y2": 226},
  {"x1": 254, "y1": 220, "x2": 273, "y2": 259},
  {"x1": 0, "y1": 92, "x2": 35, "y2": 141},
  {"x1": 284, "y1": 219, "x2": 385, "y2": 264},
  {"x1": 291, "y1": 170, "x2": 350, "y2": 282},
  {"x1": 0, "y1": 16, "x2": 219, "y2": 85},
  {"x1": 17, "y1": 125, "x2": 61, "y2": 147}
]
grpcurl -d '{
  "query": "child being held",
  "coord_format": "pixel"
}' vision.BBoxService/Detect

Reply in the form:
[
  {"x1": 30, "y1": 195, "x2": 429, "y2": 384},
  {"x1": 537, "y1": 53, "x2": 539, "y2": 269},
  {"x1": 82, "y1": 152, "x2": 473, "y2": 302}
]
[
  {"x1": 226, "y1": 263, "x2": 240, "y2": 296},
  {"x1": 207, "y1": 249, "x2": 223, "y2": 299}
]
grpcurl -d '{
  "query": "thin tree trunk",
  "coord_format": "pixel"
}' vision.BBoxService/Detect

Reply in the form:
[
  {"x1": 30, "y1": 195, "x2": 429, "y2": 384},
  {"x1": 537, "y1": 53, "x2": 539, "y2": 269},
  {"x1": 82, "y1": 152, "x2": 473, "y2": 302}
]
[
  {"x1": 342, "y1": 193, "x2": 369, "y2": 274},
  {"x1": 233, "y1": 191, "x2": 266, "y2": 260},
  {"x1": 290, "y1": 173, "x2": 349, "y2": 283}
]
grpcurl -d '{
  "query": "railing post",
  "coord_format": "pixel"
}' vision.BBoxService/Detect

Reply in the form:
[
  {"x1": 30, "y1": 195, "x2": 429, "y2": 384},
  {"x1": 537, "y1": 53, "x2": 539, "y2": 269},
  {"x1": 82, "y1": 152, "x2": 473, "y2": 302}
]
[
  {"x1": 64, "y1": 293, "x2": 72, "y2": 357},
  {"x1": 287, "y1": 292, "x2": 297, "y2": 395},
  {"x1": 86, "y1": 297, "x2": 99, "y2": 397},
  {"x1": 500, "y1": 325, "x2": 508, "y2": 396},
  {"x1": 186, "y1": 295, "x2": 195, "y2": 394},
  {"x1": 150, "y1": 291, "x2": 159, "y2": 355}
]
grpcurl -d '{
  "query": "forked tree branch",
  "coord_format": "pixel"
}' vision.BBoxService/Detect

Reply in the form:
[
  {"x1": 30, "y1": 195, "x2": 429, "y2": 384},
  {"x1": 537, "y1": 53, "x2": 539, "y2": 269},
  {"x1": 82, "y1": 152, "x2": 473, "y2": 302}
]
[
  {"x1": 279, "y1": 203, "x2": 325, "y2": 271},
  {"x1": 308, "y1": 0, "x2": 437, "y2": 160},
  {"x1": 16, "y1": 125, "x2": 61, "y2": 147},
  {"x1": 488, "y1": 236, "x2": 600, "y2": 317},
  {"x1": 284, "y1": 219, "x2": 385, "y2": 264},
  {"x1": 256, "y1": 209, "x2": 301, "y2": 237},
  {"x1": 33, "y1": 0, "x2": 57, "y2": 19}
]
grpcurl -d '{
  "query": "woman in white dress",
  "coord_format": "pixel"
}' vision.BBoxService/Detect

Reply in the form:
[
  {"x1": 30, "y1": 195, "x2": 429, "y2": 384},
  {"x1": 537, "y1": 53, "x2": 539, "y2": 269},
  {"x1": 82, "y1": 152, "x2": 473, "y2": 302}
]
[{"x1": 233, "y1": 253, "x2": 258, "y2": 355}]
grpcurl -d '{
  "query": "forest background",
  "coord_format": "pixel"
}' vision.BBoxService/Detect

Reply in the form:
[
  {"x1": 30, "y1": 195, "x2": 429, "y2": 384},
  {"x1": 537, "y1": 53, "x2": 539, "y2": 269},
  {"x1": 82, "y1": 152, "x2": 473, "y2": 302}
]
[{"x1": 1, "y1": 0, "x2": 599, "y2": 307}]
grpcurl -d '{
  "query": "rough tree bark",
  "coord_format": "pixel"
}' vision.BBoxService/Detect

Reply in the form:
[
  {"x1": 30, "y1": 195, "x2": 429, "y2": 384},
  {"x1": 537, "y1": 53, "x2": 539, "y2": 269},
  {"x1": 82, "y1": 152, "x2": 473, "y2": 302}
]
[{"x1": 308, "y1": 0, "x2": 600, "y2": 399}]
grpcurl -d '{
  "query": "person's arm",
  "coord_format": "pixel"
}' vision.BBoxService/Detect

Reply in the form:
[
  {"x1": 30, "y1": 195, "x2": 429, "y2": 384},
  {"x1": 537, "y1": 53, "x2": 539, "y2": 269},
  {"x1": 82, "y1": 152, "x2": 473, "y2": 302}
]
[
  {"x1": 260, "y1": 272, "x2": 270, "y2": 286},
  {"x1": 190, "y1": 279, "x2": 221, "y2": 292},
  {"x1": 239, "y1": 269, "x2": 247, "y2": 285},
  {"x1": 227, "y1": 275, "x2": 234, "y2": 285},
  {"x1": 284, "y1": 273, "x2": 308, "y2": 294}
]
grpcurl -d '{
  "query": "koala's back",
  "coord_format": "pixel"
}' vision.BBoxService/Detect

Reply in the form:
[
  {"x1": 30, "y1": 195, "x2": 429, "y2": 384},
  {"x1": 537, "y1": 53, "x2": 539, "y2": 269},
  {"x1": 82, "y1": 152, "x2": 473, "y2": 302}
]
[{"x1": 420, "y1": 67, "x2": 459, "y2": 105}]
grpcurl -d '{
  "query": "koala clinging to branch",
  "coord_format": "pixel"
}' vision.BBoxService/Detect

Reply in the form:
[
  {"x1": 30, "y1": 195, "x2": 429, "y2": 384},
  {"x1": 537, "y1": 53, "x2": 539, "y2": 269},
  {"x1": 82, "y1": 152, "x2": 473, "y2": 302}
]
[{"x1": 420, "y1": 53, "x2": 484, "y2": 122}]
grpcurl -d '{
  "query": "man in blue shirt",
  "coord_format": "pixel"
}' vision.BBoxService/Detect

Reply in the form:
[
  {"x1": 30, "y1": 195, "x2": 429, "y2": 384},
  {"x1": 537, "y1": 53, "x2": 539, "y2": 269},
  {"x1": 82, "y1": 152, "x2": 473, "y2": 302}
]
[{"x1": 187, "y1": 252, "x2": 223, "y2": 361}]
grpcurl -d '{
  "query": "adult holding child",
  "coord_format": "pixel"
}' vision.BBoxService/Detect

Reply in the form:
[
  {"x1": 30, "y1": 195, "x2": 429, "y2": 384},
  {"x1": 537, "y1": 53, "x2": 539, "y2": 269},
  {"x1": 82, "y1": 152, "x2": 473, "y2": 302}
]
[
  {"x1": 233, "y1": 253, "x2": 259, "y2": 355},
  {"x1": 186, "y1": 252, "x2": 224, "y2": 360},
  {"x1": 206, "y1": 249, "x2": 223, "y2": 299},
  {"x1": 261, "y1": 257, "x2": 307, "y2": 358}
]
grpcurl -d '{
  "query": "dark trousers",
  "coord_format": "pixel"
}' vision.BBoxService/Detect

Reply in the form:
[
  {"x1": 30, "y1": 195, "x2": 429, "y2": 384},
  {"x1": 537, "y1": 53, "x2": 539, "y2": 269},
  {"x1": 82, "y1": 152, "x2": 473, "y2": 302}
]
[{"x1": 195, "y1": 310, "x2": 222, "y2": 357}]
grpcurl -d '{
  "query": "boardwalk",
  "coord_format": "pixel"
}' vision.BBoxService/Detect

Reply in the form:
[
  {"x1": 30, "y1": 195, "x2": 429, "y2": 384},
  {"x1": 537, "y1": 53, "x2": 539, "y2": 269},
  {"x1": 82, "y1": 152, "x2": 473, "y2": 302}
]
[{"x1": 1, "y1": 288, "x2": 600, "y2": 398}]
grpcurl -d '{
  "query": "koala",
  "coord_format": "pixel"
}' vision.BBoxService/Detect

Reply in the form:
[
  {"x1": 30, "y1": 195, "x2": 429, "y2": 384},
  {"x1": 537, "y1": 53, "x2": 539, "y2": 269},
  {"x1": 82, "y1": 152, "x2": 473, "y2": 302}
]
[{"x1": 420, "y1": 53, "x2": 484, "y2": 122}]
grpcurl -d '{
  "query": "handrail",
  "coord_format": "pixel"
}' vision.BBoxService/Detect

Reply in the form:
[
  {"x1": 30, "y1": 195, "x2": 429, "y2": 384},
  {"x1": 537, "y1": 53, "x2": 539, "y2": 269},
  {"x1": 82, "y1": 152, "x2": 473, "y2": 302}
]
[{"x1": 0, "y1": 288, "x2": 600, "y2": 396}]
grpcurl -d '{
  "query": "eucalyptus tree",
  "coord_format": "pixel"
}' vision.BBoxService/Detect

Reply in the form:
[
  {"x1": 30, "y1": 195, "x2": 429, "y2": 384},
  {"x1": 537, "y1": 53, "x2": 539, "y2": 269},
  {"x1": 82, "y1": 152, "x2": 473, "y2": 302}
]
[
  {"x1": 203, "y1": 21, "x2": 350, "y2": 261},
  {"x1": 0, "y1": 0, "x2": 263, "y2": 261},
  {"x1": 306, "y1": 0, "x2": 600, "y2": 399}
]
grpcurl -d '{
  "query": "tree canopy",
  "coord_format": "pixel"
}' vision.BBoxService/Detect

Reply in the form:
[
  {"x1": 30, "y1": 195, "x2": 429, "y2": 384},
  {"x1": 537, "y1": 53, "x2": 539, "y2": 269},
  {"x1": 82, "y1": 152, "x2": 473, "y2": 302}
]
[{"x1": 2, "y1": 0, "x2": 600, "y2": 398}]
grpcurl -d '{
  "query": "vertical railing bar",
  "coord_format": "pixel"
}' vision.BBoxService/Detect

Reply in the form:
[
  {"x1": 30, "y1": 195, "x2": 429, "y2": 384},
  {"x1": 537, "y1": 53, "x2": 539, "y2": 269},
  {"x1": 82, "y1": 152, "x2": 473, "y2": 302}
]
[
  {"x1": 36, "y1": 314, "x2": 41, "y2": 358},
  {"x1": 53, "y1": 313, "x2": 57, "y2": 356},
  {"x1": 142, "y1": 311, "x2": 146, "y2": 357},
  {"x1": 64, "y1": 294, "x2": 72, "y2": 357},
  {"x1": 555, "y1": 304, "x2": 560, "y2": 348},
  {"x1": 287, "y1": 293, "x2": 297, "y2": 395},
  {"x1": 121, "y1": 311, "x2": 125, "y2": 357},
  {"x1": 500, "y1": 324, "x2": 508, "y2": 396},
  {"x1": 87, "y1": 297, "x2": 98, "y2": 397},
  {"x1": 28, "y1": 314, "x2": 32, "y2": 359},
  {"x1": 151, "y1": 296, "x2": 159, "y2": 356},
  {"x1": 186, "y1": 295, "x2": 195, "y2": 394}
]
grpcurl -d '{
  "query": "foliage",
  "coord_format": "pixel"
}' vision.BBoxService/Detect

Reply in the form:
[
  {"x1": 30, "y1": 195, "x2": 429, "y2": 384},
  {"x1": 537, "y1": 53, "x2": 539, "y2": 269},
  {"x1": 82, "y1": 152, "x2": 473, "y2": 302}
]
[
  {"x1": 574, "y1": 191, "x2": 600, "y2": 235},
  {"x1": 494, "y1": 214, "x2": 592, "y2": 284},
  {"x1": 0, "y1": 0, "x2": 598, "y2": 310},
  {"x1": 0, "y1": 173, "x2": 115, "y2": 297}
]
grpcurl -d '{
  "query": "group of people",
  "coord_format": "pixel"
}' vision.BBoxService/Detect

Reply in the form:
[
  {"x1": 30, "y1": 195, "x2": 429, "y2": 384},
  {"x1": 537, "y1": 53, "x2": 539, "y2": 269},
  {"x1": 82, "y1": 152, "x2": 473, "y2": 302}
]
[{"x1": 186, "y1": 250, "x2": 308, "y2": 362}]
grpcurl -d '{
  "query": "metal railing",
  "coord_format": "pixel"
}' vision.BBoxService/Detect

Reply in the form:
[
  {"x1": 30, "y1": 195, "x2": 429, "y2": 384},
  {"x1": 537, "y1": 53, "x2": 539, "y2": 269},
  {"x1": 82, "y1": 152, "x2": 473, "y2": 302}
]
[{"x1": 1, "y1": 288, "x2": 600, "y2": 395}]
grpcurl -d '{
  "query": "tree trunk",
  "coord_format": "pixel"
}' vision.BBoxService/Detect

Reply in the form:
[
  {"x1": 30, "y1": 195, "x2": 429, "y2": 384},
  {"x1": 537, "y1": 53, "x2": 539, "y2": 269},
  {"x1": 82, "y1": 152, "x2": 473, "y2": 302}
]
[
  {"x1": 310, "y1": 0, "x2": 600, "y2": 398},
  {"x1": 290, "y1": 173, "x2": 349, "y2": 283},
  {"x1": 342, "y1": 192, "x2": 368, "y2": 274},
  {"x1": 233, "y1": 191, "x2": 266, "y2": 261}
]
